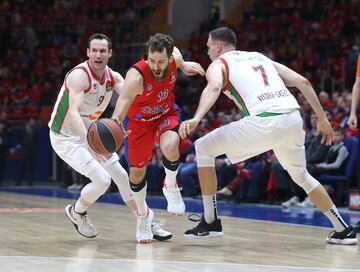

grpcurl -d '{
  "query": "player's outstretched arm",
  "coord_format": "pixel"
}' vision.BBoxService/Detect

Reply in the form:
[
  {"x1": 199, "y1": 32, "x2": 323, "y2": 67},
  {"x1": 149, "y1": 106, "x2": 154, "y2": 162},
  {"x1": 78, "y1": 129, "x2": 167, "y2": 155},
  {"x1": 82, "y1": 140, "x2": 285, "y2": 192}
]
[
  {"x1": 272, "y1": 61, "x2": 334, "y2": 145},
  {"x1": 179, "y1": 61, "x2": 223, "y2": 139},
  {"x1": 173, "y1": 47, "x2": 205, "y2": 77},
  {"x1": 67, "y1": 69, "x2": 91, "y2": 143},
  {"x1": 348, "y1": 76, "x2": 360, "y2": 129}
]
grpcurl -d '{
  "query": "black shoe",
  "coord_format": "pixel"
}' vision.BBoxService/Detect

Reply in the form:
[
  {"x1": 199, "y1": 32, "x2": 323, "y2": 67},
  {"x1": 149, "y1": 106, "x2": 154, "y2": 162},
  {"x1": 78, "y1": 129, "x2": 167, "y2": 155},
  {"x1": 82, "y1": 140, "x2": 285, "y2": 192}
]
[
  {"x1": 184, "y1": 214, "x2": 223, "y2": 239},
  {"x1": 353, "y1": 221, "x2": 360, "y2": 233},
  {"x1": 326, "y1": 226, "x2": 357, "y2": 245}
]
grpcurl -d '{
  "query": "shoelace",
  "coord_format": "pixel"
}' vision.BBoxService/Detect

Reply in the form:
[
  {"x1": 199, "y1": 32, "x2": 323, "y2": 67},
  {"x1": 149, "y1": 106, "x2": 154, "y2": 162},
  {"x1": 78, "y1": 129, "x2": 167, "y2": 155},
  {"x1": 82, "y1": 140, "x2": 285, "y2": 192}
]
[
  {"x1": 81, "y1": 214, "x2": 92, "y2": 225},
  {"x1": 73, "y1": 208, "x2": 92, "y2": 225},
  {"x1": 165, "y1": 187, "x2": 184, "y2": 202}
]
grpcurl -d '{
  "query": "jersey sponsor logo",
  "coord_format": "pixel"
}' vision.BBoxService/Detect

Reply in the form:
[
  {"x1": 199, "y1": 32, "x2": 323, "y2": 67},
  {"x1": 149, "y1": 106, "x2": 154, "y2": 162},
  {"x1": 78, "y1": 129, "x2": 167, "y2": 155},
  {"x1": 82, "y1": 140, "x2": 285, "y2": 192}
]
[
  {"x1": 80, "y1": 111, "x2": 103, "y2": 120},
  {"x1": 137, "y1": 107, "x2": 170, "y2": 122},
  {"x1": 105, "y1": 80, "x2": 113, "y2": 92},
  {"x1": 80, "y1": 113, "x2": 92, "y2": 118},
  {"x1": 142, "y1": 103, "x2": 169, "y2": 115}
]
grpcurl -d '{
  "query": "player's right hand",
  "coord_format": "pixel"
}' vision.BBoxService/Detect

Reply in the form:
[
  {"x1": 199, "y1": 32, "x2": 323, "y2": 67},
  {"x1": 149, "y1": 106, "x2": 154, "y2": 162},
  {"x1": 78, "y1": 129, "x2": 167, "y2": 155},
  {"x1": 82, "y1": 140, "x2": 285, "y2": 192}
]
[
  {"x1": 347, "y1": 112, "x2": 358, "y2": 129},
  {"x1": 112, "y1": 117, "x2": 132, "y2": 138},
  {"x1": 179, "y1": 118, "x2": 199, "y2": 139},
  {"x1": 316, "y1": 117, "x2": 334, "y2": 146}
]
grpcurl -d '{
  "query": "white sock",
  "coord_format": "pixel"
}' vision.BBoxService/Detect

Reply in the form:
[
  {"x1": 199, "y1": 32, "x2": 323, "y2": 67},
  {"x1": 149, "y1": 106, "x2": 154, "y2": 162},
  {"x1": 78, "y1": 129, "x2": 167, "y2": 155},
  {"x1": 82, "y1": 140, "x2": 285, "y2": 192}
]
[
  {"x1": 74, "y1": 200, "x2": 88, "y2": 214},
  {"x1": 324, "y1": 205, "x2": 348, "y2": 232},
  {"x1": 164, "y1": 167, "x2": 178, "y2": 188},
  {"x1": 133, "y1": 184, "x2": 148, "y2": 216},
  {"x1": 203, "y1": 194, "x2": 217, "y2": 224}
]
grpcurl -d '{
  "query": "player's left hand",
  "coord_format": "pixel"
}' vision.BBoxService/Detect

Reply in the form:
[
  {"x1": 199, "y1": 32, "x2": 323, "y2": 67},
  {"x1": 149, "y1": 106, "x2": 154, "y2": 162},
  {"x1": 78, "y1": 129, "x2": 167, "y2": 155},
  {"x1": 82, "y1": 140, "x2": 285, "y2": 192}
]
[
  {"x1": 179, "y1": 118, "x2": 200, "y2": 139},
  {"x1": 181, "y1": 62, "x2": 205, "y2": 77},
  {"x1": 316, "y1": 117, "x2": 334, "y2": 146}
]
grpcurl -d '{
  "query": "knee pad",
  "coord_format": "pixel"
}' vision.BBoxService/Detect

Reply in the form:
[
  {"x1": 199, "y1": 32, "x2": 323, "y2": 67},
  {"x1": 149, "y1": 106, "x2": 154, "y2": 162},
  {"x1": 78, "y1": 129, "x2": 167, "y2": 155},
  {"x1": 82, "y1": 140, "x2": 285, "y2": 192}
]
[
  {"x1": 104, "y1": 162, "x2": 133, "y2": 203},
  {"x1": 90, "y1": 168, "x2": 112, "y2": 188},
  {"x1": 195, "y1": 138, "x2": 215, "y2": 167},
  {"x1": 81, "y1": 167, "x2": 112, "y2": 203},
  {"x1": 288, "y1": 167, "x2": 319, "y2": 194}
]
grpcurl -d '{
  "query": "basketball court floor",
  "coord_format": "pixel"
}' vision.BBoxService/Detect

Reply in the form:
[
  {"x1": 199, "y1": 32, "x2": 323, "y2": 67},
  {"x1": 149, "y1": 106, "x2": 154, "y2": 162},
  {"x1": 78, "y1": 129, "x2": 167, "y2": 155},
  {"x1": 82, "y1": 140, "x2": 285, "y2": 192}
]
[{"x1": 0, "y1": 188, "x2": 360, "y2": 272}]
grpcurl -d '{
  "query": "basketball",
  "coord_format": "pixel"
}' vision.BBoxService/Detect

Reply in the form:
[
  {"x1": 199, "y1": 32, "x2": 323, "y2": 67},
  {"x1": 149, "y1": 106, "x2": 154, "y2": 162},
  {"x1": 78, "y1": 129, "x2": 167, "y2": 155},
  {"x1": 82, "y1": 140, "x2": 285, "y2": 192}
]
[{"x1": 87, "y1": 118, "x2": 124, "y2": 155}]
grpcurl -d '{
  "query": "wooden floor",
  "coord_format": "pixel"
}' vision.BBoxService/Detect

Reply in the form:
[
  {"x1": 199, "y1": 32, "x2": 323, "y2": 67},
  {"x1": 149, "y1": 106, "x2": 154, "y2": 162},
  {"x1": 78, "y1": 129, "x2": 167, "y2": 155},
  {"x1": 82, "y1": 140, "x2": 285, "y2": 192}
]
[{"x1": 0, "y1": 192, "x2": 360, "y2": 272}]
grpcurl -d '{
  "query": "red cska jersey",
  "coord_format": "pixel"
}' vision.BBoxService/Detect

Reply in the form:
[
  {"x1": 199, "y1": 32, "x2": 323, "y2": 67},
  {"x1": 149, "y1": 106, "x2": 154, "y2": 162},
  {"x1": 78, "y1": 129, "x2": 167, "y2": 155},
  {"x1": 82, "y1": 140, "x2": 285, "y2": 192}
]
[{"x1": 126, "y1": 57, "x2": 178, "y2": 122}]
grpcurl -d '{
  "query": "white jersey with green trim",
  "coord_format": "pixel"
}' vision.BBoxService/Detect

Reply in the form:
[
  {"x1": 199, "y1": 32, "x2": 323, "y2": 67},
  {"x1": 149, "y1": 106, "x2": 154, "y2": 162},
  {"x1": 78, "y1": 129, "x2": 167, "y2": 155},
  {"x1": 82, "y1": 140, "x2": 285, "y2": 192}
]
[
  {"x1": 48, "y1": 61, "x2": 115, "y2": 136},
  {"x1": 218, "y1": 51, "x2": 300, "y2": 116}
]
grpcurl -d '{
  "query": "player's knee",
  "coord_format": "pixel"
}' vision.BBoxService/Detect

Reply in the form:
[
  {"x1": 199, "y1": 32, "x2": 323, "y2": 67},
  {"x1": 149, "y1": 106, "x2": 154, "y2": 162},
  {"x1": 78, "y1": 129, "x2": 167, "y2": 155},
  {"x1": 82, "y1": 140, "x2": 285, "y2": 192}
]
[
  {"x1": 98, "y1": 173, "x2": 112, "y2": 190},
  {"x1": 195, "y1": 138, "x2": 215, "y2": 167},
  {"x1": 161, "y1": 141, "x2": 178, "y2": 159},
  {"x1": 111, "y1": 165, "x2": 129, "y2": 185},
  {"x1": 89, "y1": 168, "x2": 112, "y2": 190},
  {"x1": 108, "y1": 165, "x2": 133, "y2": 203},
  {"x1": 130, "y1": 168, "x2": 146, "y2": 183},
  {"x1": 288, "y1": 167, "x2": 319, "y2": 194}
]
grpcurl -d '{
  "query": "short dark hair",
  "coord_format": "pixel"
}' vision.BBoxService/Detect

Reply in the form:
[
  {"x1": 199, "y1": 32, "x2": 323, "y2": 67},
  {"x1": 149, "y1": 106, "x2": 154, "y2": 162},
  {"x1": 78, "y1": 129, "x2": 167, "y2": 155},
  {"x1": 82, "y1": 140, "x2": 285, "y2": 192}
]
[
  {"x1": 88, "y1": 33, "x2": 112, "y2": 50},
  {"x1": 146, "y1": 33, "x2": 174, "y2": 58},
  {"x1": 209, "y1": 27, "x2": 237, "y2": 47}
]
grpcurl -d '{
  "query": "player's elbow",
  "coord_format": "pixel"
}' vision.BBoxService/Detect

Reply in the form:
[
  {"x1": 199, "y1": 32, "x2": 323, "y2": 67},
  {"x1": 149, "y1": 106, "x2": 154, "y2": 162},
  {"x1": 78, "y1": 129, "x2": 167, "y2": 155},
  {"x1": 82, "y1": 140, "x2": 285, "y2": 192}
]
[{"x1": 296, "y1": 76, "x2": 312, "y2": 90}]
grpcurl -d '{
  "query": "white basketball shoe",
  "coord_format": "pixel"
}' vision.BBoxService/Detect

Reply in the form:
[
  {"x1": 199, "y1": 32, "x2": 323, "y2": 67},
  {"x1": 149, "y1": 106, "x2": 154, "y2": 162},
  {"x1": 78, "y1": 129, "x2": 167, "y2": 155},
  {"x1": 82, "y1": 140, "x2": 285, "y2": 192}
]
[
  {"x1": 151, "y1": 222, "x2": 172, "y2": 241},
  {"x1": 137, "y1": 208, "x2": 154, "y2": 243},
  {"x1": 162, "y1": 184, "x2": 185, "y2": 216},
  {"x1": 65, "y1": 204, "x2": 97, "y2": 238}
]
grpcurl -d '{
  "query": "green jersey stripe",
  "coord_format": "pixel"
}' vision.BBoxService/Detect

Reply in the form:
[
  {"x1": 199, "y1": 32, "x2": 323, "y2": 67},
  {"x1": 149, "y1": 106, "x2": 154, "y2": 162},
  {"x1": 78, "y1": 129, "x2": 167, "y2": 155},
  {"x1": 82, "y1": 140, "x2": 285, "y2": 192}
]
[
  {"x1": 228, "y1": 83, "x2": 250, "y2": 116},
  {"x1": 256, "y1": 112, "x2": 282, "y2": 117},
  {"x1": 51, "y1": 89, "x2": 70, "y2": 132}
]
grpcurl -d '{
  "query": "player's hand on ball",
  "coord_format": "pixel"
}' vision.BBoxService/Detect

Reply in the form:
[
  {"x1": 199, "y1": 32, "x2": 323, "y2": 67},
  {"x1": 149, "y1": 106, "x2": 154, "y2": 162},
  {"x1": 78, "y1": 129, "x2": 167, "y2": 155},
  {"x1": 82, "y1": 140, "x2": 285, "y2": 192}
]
[{"x1": 112, "y1": 117, "x2": 131, "y2": 138}]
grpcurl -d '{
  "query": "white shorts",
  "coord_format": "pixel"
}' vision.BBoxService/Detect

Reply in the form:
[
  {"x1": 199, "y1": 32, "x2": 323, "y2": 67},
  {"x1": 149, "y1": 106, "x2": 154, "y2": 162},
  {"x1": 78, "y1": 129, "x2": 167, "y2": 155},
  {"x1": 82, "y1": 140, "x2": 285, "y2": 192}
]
[
  {"x1": 198, "y1": 110, "x2": 306, "y2": 171},
  {"x1": 50, "y1": 130, "x2": 119, "y2": 177}
]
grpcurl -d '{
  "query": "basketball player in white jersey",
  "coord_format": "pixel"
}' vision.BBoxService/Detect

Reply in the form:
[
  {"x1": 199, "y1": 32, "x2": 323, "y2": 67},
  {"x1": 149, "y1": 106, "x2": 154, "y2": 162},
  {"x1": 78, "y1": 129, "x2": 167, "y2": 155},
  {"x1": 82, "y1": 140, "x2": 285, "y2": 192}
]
[
  {"x1": 179, "y1": 27, "x2": 356, "y2": 245},
  {"x1": 49, "y1": 33, "x2": 171, "y2": 243}
]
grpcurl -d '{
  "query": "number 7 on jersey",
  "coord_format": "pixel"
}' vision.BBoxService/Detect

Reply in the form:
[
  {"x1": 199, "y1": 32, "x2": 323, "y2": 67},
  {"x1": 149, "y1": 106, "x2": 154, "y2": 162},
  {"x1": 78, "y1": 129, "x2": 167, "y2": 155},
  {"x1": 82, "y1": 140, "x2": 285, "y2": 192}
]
[{"x1": 252, "y1": 65, "x2": 269, "y2": 86}]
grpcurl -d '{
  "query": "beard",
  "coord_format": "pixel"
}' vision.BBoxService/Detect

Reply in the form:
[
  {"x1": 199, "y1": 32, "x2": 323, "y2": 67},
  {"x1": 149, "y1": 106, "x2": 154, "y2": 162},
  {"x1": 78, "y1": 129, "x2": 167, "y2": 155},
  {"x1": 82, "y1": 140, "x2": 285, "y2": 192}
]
[{"x1": 151, "y1": 65, "x2": 169, "y2": 81}]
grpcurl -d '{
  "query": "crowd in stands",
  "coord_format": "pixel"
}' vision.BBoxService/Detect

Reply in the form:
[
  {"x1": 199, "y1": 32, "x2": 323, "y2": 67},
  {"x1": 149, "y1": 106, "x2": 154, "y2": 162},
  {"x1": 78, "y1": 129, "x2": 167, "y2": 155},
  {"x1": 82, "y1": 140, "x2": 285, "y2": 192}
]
[
  {"x1": 0, "y1": 0, "x2": 160, "y2": 123},
  {"x1": 0, "y1": 0, "x2": 359, "y2": 207}
]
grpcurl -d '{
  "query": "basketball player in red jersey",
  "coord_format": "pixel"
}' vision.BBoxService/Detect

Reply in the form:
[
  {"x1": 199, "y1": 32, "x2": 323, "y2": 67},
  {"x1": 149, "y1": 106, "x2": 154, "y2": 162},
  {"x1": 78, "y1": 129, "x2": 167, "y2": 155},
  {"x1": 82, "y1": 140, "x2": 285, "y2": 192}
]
[{"x1": 112, "y1": 33, "x2": 205, "y2": 238}]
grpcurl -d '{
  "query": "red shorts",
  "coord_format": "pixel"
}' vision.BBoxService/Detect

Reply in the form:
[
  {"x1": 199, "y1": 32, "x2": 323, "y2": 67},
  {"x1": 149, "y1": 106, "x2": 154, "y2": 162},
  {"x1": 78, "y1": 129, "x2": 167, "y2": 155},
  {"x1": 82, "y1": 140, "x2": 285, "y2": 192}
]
[{"x1": 124, "y1": 106, "x2": 180, "y2": 168}]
